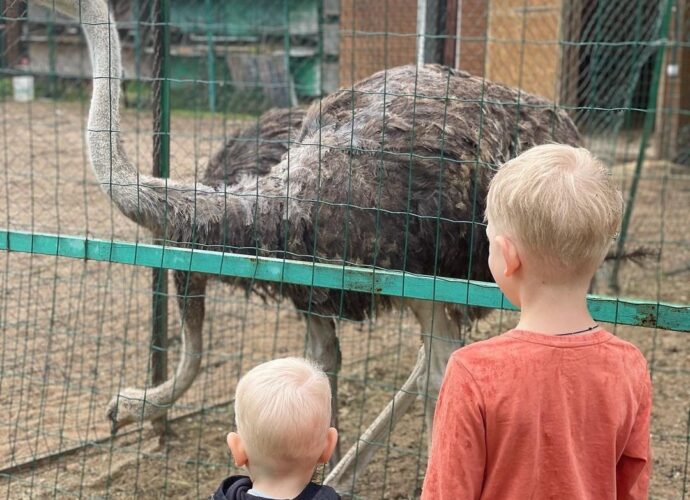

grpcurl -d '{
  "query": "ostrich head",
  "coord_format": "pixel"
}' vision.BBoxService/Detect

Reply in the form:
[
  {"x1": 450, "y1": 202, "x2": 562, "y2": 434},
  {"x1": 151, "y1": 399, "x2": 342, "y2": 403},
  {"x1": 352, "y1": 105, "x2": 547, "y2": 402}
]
[{"x1": 105, "y1": 388, "x2": 168, "y2": 432}]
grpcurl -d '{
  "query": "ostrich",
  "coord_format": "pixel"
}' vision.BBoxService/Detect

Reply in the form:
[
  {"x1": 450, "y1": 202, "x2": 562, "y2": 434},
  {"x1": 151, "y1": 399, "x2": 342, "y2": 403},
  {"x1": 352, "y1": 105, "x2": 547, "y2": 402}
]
[
  {"x1": 203, "y1": 106, "x2": 307, "y2": 188},
  {"x1": 35, "y1": 0, "x2": 580, "y2": 486}
]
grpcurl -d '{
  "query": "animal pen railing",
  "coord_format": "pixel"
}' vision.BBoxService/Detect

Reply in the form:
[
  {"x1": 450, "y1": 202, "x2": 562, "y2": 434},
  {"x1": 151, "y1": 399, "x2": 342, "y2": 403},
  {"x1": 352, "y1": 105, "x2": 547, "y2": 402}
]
[{"x1": 1, "y1": 0, "x2": 689, "y2": 498}]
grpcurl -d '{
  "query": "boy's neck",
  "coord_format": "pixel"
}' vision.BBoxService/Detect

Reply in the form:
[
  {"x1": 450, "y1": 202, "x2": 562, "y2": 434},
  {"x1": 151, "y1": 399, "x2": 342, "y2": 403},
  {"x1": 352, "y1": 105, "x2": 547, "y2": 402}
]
[
  {"x1": 514, "y1": 279, "x2": 596, "y2": 336},
  {"x1": 249, "y1": 467, "x2": 314, "y2": 499}
]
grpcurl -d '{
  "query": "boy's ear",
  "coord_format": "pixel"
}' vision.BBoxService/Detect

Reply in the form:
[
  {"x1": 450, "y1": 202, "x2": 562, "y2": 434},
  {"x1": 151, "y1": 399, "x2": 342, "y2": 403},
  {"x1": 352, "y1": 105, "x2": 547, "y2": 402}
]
[
  {"x1": 317, "y1": 427, "x2": 339, "y2": 464},
  {"x1": 227, "y1": 432, "x2": 248, "y2": 467},
  {"x1": 495, "y1": 235, "x2": 521, "y2": 277}
]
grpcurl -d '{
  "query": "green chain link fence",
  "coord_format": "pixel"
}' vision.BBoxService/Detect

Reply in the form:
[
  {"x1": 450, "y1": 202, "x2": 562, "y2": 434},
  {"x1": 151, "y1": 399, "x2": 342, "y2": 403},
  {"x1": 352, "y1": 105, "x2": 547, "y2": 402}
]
[{"x1": 1, "y1": 0, "x2": 689, "y2": 498}]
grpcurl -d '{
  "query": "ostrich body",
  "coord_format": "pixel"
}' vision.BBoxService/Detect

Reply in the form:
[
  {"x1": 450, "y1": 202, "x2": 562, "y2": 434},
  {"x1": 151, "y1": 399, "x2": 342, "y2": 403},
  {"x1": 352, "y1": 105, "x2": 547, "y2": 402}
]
[
  {"x1": 203, "y1": 106, "x2": 307, "y2": 188},
  {"x1": 36, "y1": 0, "x2": 580, "y2": 486}
]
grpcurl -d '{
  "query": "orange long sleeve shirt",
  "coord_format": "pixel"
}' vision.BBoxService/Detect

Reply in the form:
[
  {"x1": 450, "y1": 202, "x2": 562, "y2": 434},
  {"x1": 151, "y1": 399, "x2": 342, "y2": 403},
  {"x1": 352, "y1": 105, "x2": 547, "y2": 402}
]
[{"x1": 422, "y1": 329, "x2": 651, "y2": 500}]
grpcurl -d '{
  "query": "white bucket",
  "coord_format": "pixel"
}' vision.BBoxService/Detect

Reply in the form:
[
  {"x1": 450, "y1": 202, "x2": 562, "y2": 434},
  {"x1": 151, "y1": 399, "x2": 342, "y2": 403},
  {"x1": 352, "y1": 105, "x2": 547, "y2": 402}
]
[{"x1": 12, "y1": 75, "x2": 35, "y2": 102}]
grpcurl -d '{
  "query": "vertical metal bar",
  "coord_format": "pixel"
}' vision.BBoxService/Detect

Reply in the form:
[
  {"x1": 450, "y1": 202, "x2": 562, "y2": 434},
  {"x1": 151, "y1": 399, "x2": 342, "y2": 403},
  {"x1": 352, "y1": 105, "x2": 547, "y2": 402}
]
[
  {"x1": 0, "y1": 0, "x2": 5, "y2": 68},
  {"x1": 609, "y1": 0, "x2": 674, "y2": 291},
  {"x1": 317, "y1": 0, "x2": 323, "y2": 96},
  {"x1": 47, "y1": 5, "x2": 57, "y2": 96},
  {"x1": 133, "y1": 0, "x2": 142, "y2": 106},
  {"x1": 151, "y1": 0, "x2": 170, "y2": 424},
  {"x1": 283, "y1": 0, "x2": 292, "y2": 103},
  {"x1": 158, "y1": 0, "x2": 171, "y2": 177},
  {"x1": 682, "y1": 409, "x2": 690, "y2": 500},
  {"x1": 416, "y1": 0, "x2": 427, "y2": 66},
  {"x1": 678, "y1": 1, "x2": 690, "y2": 149},
  {"x1": 417, "y1": 0, "x2": 443, "y2": 65},
  {"x1": 205, "y1": 0, "x2": 216, "y2": 112}
]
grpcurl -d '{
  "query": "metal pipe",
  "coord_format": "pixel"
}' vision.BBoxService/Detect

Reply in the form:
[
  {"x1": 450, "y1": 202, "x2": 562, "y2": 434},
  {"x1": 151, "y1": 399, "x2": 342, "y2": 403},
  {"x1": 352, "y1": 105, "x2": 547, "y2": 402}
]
[
  {"x1": 151, "y1": 0, "x2": 171, "y2": 431},
  {"x1": 455, "y1": 0, "x2": 462, "y2": 69},
  {"x1": 205, "y1": 0, "x2": 216, "y2": 112},
  {"x1": 417, "y1": 0, "x2": 427, "y2": 66}
]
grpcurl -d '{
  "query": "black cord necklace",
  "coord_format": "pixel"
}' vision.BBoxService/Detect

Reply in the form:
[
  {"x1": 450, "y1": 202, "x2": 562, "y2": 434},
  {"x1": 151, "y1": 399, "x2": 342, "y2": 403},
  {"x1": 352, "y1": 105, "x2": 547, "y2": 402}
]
[{"x1": 555, "y1": 324, "x2": 599, "y2": 336}]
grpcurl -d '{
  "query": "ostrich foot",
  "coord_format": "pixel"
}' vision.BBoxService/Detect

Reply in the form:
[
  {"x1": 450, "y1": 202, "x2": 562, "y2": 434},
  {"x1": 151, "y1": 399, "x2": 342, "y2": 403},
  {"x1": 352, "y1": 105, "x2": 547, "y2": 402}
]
[{"x1": 106, "y1": 387, "x2": 170, "y2": 434}]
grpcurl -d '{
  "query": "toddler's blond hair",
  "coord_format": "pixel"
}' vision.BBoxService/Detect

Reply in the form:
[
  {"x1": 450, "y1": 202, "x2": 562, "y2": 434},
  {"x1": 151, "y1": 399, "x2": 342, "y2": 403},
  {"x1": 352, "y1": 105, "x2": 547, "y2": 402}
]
[
  {"x1": 486, "y1": 144, "x2": 622, "y2": 275},
  {"x1": 234, "y1": 357, "x2": 331, "y2": 469}
]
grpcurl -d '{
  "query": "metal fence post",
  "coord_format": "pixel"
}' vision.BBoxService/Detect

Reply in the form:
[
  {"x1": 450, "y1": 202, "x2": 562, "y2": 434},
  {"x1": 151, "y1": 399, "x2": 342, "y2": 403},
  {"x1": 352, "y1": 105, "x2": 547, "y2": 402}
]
[
  {"x1": 151, "y1": 0, "x2": 171, "y2": 435},
  {"x1": 609, "y1": 0, "x2": 674, "y2": 292}
]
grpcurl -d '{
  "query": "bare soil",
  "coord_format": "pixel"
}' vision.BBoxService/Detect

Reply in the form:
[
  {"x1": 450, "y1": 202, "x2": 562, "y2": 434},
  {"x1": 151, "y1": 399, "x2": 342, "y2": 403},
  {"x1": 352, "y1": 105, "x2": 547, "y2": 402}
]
[{"x1": 1, "y1": 100, "x2": 688, "y2": 499}]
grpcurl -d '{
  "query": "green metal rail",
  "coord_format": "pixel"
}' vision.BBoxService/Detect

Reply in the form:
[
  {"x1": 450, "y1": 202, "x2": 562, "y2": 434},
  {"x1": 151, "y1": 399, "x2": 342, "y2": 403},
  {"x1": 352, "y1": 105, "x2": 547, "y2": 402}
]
[{"x1": 2, "y1": 229, "x2": 689, "y2": 333}]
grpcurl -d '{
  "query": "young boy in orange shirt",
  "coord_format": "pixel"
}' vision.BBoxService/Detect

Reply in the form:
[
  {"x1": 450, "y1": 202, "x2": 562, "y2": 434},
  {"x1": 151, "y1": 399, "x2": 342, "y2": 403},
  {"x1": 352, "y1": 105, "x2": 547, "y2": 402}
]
[{"x1": 422, "y1": 144, "x2": 652, "y2": 499}]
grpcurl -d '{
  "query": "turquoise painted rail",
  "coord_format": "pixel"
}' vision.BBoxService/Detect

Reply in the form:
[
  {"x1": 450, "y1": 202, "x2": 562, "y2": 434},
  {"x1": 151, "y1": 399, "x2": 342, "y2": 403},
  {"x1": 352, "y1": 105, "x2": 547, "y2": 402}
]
[{"x1": 2, "y1": 229, "x2": 689, "y2": 332}]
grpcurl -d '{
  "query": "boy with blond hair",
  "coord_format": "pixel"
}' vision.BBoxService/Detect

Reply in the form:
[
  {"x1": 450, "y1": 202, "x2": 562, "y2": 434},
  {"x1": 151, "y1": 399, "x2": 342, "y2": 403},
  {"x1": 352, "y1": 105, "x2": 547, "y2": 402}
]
[
  {"x1": 213, "y1": 357, "x2": 340, "y2": 500},
  {"x1": 422, "y1": 144, "x2": 652, "y2": 499}
]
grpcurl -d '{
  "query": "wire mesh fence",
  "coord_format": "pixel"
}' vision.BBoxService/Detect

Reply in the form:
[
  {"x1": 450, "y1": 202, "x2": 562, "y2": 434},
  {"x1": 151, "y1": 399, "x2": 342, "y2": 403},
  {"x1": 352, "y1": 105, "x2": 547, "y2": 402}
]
[{"x1": 1, "y1": 0, "x2": 689, "y2": 498}]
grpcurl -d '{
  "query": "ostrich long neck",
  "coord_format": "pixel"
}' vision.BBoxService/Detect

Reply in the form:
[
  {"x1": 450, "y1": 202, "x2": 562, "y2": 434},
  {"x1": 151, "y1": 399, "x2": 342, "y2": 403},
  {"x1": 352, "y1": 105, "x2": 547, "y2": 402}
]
[
  {"x1": 80, "y1": 0, "x2": 129, "y2": 181},
  {"x1": 40, "y1": 0, "x2": 238, "y2": 237}
]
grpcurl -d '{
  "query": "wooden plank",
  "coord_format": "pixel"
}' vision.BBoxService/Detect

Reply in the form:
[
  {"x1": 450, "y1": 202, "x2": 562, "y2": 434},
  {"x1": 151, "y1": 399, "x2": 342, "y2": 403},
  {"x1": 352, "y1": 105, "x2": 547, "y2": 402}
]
[
  {"x1": 324, "y1": 0, "x2": 341, "y2": 17},
  {"x1": 322, "y1": 61, "x2": 340, "y2": 93},
  {"x1": 226, "y1": 52, "x2": 296, "y2": 107},
  {"x1": 677, "y1": 0, "x2": 690, "y2": 161},
  {"x1": 323, "y1": 22, "x2": 340, "y2": 56}
]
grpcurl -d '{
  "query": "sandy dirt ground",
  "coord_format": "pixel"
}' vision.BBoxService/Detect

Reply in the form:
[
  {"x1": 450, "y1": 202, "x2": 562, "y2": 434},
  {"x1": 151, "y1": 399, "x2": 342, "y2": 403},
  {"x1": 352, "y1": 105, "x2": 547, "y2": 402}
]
[{"x1": 1, "y1": 100, "x2": 689, "y2": 499}]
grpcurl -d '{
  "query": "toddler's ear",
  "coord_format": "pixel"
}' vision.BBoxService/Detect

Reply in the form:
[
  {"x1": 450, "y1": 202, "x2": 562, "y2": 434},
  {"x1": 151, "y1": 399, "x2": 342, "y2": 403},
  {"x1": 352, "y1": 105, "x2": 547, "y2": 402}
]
[
  {"x1": 227, "y1": 432, "x2": 248, "y2": 467},
  {"x1": 317, "y1": 427, "x2": 339, "y2": 464},
  {"x1": 496, "y1": 235, "x2": 521, "y2": 277}
]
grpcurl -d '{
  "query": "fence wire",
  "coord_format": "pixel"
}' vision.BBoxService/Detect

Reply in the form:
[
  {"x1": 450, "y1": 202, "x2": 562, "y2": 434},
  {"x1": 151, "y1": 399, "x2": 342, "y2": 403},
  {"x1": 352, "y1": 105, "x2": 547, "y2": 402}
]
[{"x1": 1, "y1": 0, "x2": 689, "y2": 498}]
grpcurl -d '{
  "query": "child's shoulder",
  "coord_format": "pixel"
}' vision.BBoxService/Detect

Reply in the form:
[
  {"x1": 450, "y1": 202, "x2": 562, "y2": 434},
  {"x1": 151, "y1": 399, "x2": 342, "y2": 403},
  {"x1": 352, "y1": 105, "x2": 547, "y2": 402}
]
[
  {"x1": 600, "y1": 332, "x2": 649, "y2": 372},
  {"x1": 451, "y1": 329, "x2": 648, "y2": 379},
  {"x1": 452, "y1": 330, "x2": 519, "y2": 358},
  {"x1": 448, "y1": 332, "x2": 518, "y2": 372}
]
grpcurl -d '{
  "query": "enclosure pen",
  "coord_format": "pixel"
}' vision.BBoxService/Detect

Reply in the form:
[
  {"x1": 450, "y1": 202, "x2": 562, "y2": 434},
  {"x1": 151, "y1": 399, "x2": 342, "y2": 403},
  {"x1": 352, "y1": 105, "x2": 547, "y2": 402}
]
[{"x1": 1, "y1": 0, "x2": 690, "y2": 499}]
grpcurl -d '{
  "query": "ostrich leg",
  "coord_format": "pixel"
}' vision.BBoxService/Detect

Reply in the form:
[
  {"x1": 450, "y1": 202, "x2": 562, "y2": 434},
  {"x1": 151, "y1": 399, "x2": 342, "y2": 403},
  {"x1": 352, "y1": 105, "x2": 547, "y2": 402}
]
[
  {"x1": 326, "y1": 299, "x2": 463, "y2": 490},
  {"x1": 325, "y1": 345, "x2": 426, "y2": 490},
  {"x1": 304, "y1": 314, "x2": 342, "y2": 462},
  {"x1": 409, "y1": 300, "x2": 464, "y2": 449},
  {"x1": 106, "y1": 271, "x2": 208, "y2": 431}
]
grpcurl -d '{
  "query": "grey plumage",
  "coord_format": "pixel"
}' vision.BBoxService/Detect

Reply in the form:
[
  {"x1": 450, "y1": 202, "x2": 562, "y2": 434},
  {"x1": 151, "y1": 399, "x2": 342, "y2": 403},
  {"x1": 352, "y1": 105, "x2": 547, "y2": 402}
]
[
  {"x1": 34, "y1": 0, "x2": 580, "y2": 463},
  {"x1": 203, "y1": 107, "x2": 307, "y2": 187},
  {"x1": 203, "y1": 65, "x2": 579, "y2": 321}
]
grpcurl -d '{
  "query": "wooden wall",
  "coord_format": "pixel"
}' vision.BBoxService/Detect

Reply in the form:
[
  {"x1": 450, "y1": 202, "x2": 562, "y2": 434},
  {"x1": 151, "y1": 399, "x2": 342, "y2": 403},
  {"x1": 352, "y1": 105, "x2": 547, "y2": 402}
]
[
  {"x1": 339, "y1": 0, "x2": 418, "y2": 88},
  {"x1": 2, "y1": 0, "x2": 23, "y2": 67},
  {"x1": 338, "y1": 0, "x2": 563, "y2": 101},
  {"x1": 485, "y1": 0, "x2": 563, "y2": 101},
  {"x1": 457, "y1": 0, "x2": 489, "y2": 77}
]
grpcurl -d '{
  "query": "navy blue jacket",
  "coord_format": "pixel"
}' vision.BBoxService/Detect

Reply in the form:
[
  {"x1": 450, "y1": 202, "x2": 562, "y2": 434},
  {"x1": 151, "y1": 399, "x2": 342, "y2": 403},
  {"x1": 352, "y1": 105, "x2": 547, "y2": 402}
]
[{"x1": 212, "y1": 475, "x2": 340, "y2": 500}]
